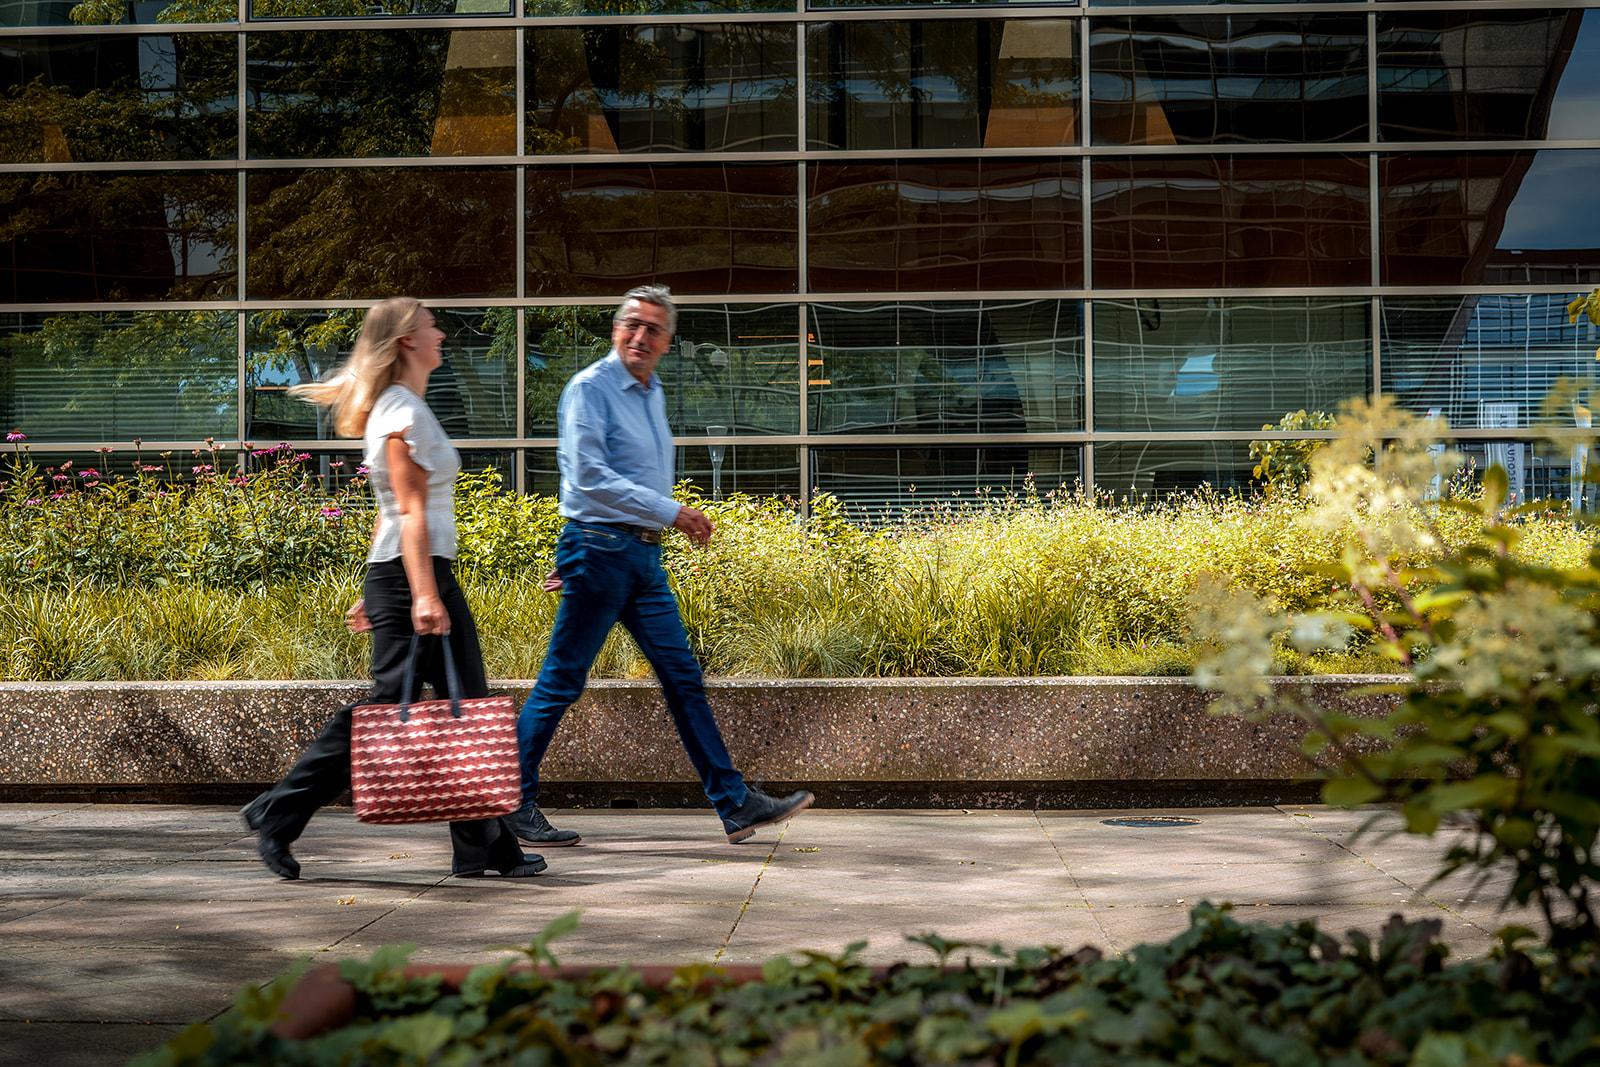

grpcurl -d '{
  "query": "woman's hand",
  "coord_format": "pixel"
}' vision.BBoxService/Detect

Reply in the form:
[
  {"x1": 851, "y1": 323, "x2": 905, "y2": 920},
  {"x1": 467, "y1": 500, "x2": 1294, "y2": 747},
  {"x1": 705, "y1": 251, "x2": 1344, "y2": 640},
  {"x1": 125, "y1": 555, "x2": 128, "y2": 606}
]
[
  {"x1": 345, "y1": 598, "x2": 371, "y2": 633},
  {"x1": 412, "y1": 592, "x2": 450, "y2": 635}
]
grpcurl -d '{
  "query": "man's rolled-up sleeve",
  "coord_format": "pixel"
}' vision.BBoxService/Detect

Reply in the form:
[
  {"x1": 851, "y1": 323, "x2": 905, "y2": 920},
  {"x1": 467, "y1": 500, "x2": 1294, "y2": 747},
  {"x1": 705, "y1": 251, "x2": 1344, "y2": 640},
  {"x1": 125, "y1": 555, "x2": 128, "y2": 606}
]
[{"x1": 563, "y1": 382, "x2": 681, "y2": 527}]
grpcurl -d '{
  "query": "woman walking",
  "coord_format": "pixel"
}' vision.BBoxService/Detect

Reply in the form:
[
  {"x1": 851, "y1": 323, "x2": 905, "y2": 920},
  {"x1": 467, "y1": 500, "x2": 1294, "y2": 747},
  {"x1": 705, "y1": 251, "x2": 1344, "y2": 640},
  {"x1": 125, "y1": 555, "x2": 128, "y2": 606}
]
[{"x1": 241, "y1": 297, "x2": 544, "y2": 880}]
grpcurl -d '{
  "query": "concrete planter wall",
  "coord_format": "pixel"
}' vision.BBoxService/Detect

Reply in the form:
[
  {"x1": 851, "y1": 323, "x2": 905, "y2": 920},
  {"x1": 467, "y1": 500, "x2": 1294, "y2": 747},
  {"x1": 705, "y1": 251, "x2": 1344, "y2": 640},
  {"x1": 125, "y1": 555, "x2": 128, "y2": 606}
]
[{"x1": 0, "y1": 677, "x2": 1400, "y2": 807}]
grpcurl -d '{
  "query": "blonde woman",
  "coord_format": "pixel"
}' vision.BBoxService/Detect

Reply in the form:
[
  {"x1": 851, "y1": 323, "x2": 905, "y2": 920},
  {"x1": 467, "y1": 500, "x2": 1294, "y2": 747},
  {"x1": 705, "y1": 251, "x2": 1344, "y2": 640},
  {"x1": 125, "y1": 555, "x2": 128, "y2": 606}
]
[{"x1": 241, "y1": 297, "x2": 544, "y2": 880}]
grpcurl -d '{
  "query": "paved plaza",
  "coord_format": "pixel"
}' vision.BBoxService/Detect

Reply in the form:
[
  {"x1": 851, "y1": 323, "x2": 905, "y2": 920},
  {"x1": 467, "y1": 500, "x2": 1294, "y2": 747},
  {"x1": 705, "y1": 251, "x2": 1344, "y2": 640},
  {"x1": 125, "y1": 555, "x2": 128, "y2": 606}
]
[{"x1": 0, "y1": 803, "x2": 1531, "y2": 1066}]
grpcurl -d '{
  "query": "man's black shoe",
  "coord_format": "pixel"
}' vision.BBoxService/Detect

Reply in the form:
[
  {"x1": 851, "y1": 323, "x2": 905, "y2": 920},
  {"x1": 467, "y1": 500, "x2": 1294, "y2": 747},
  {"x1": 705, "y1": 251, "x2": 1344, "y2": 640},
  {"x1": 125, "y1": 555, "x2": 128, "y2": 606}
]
[
  {"x1": 509, "y1": 804, "x2": 581, "y2": 847},
  {"x1": 241, "y1": 793, "x2": 299, "y2": 879},
  {"x1": 723, "y1": 788, "x2": 814, "y2": 844},
  {"x1": 256, "y1": 833, "x2": 300, "y2": 880}
]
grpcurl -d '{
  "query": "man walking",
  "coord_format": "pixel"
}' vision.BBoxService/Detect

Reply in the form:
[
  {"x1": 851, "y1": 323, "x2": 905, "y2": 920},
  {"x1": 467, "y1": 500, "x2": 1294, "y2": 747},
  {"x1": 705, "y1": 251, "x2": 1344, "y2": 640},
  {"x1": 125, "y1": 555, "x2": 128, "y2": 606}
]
[{"x1": 511, "y1": 285, "x2": 813, "y2": 847}]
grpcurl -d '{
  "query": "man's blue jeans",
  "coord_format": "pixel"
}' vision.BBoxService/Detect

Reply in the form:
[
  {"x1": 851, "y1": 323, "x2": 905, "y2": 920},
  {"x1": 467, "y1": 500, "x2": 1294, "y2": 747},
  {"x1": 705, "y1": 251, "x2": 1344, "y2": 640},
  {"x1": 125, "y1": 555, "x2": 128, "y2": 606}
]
[{"x1": 516, "y1": 521, "x2": 749, "y2": 820}]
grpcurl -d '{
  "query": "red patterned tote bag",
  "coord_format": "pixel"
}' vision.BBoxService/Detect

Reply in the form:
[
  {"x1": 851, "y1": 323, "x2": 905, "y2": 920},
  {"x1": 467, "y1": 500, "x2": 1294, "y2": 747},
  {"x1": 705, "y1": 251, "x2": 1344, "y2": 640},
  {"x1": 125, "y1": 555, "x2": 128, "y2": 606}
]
[{"x1": 350, "y1": 636, "x2": 522, "y2": 824}]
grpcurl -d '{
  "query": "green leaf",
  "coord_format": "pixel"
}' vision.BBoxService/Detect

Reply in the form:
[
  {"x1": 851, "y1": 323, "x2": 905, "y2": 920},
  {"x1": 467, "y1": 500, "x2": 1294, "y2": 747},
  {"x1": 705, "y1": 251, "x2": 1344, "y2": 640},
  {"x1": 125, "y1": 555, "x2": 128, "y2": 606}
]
[
  {"x1": 1424, "y1": 776, "x2": 1515, "y2": 814},
  {"x1": 1482, "y1": 465, "x2": 1510, "y2": 511},
  {"x1": 1322, "y1": 778, "x2": 1383, "y2": 808}
]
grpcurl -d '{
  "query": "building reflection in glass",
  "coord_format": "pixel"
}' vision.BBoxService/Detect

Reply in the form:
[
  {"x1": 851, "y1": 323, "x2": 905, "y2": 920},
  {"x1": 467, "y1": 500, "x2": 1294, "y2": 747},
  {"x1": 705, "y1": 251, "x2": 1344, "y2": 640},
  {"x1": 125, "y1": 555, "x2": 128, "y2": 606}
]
[
  {"x1": 1090, "y1": 14, "x2": 1367, "y2": 145},
  {"x1": 1378, "y1": 8, "x2": 1600, "y2": 141},
  {"x1": 1091, "y1": 155, "x2": 1369, "y2": 289},
  {"x1": 808, "y1": 160, "x2": 1082, "y2": 292},
  {"x1": 807, "y1": 19, "x2": 1077, "y2": 150},
  {"x1": 810, "y1": 445, "x2": 1080, "y2": 519},
  {"x1": 1380, "y1": 150, "x2": 1600, "y2": 286},
  {"x1": 527, "y1": 24, "x2": 795, "y2": 154},
  {"x1": 806, "y1": 300, "x2": 1083, "y2": 435},
  {"x1": 526, "y1": 164, "x2": 798, "y2": 296},
  {"x1": 1094, "y1": 296, "x2": 1369, "y2": 432},
  {"x1": 248, "y1": 30, "x2": 516, "y2": 159}
]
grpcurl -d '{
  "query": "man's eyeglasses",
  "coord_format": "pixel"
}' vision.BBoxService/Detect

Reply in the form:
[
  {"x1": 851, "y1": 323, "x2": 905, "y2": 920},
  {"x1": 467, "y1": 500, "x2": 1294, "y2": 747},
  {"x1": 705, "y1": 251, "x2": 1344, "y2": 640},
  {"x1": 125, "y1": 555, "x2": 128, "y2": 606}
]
[{"x1": 616, "y1": 318, "x2": 666, "y2": 340}]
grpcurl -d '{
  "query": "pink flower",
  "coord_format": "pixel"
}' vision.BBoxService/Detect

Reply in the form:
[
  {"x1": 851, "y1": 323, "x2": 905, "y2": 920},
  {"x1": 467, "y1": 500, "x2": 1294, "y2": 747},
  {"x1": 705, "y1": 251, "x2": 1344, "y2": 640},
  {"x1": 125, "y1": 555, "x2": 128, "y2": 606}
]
[
  {"x1": 356, "y1": 464, "x2": 369, "y2": 475},
  {"x1": 5, "y1": 431, "x2": 24, "y2": 442},
  {"x1": 320, "y1": 505, "x2": 342, "y2": 519},
  {"x1": 52, "y1": 473, "x2": 68, "y2": 483},
  {"x1": 250, "y1": 448, "x2": 273, "y2": 458},
  {"x1": 231, "y1": 475, "x2": 249, "y2": 486},
  {"x1": 294, "y1": 452, "x2": 311, "y2": 462},
  {"x1": 141, "y1": 465, "x2": 162, "y2": 473},
  {"x1": 22, "y1": 498, "x2": 40, "y2": 506},
  {"x1": 329, "y1": 461, "x2": 344, "y2": 469},
  {"x1": 79, "y1": 469, "x2": 100, "y2": 480},
  {"x1": 192, "y1": 464, "x2": 213, "y2": 474}
]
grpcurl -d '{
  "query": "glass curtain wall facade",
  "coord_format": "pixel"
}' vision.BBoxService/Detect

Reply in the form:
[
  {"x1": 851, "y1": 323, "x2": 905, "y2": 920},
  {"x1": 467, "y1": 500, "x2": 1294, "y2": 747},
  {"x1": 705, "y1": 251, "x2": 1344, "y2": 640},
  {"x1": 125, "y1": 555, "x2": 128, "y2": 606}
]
[{"x1": 6, "y1": 0, "x2": 1600, "y2": 512}]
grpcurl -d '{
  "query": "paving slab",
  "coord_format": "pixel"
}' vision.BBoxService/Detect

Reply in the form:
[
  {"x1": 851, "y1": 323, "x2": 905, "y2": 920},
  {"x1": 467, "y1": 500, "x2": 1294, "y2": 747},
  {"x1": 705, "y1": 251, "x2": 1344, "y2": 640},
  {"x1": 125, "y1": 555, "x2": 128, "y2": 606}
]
[{"x1": 0, "y1": 803, "x2": 1553, "y2": 1067}]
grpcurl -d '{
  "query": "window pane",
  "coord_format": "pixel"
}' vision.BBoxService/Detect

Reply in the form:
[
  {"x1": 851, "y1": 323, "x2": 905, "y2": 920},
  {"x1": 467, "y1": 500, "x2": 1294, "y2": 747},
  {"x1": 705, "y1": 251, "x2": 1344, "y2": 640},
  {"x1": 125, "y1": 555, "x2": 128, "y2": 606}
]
[
  {"x1": 527, "y1": 25, "x2": 795, "y2": 154},
  {"x1": 810, "y1": 445, "x2": 1080, "y2": 518},
  {"x1": 248, "y1": 30, "x2": 515, "y2": 159},
  {"x1": 1090, "y1": 15, "x2": 1366, "y2": 145},
  {"x1": 245, "y1": 308, "x2": 516, "y2": 441},
  {"x1": 1, "y1": 35, "x2": 235, "y2": 163},
  {"x1": 1091, "y1": 155, "x2": 1370, "y2": 289},
  {"x1": 1452, "y1": 438, "x2": 1594, "y2": 509},
  {"x1": 1094, "y1": 440, "x2": 1255, "y2": 496},
  {"x1": 678, "y1": 444, "x2": 799, "y2": 499},
  {"x1": 3, "y1": 0, "x2": 236, "y2": 27},
  {"x1": 526, "y1": 164, "x2": 799, "y2": 296},
  {"x1": 808, "y1": 160, "x2": 1082, "y2": 292},
  {"x1": 0, "y1": 311, "x2": 237, "y2": 442},
  {"x1": 250, "y1": 0, "x2": 508, "y2": 19},
  {"x1": 807, "y1": 299, "x2": 1083, "y2": 434},
  {"x1": 1382, "y1": 294, "x2": 1600, "y2": 431},
  {"x1": 528, "y1": 0, "x2": 785, "y2": 15},
  {"x1": 525, "y1": 306, "x2": 615, "y2": 437},
  {"x1": 1378, "y1": 9, "x2": 1600, "y2": 142},
  {"x1": 1380, "y1": 151, "x2": 1600, "y2": 287},
  {"x1": 0, "y1": 172, "x2": 235, "y2": 303},
  {"x1": 1093, "y1": 297, "x2": 1369, "y2": 433},
  {"x1": 812, "y1": 0, "x2": 1077, "y2": 9},
  {"x1": 524, "y1": 304, "x2": 799, "y2": 436},
  {"x1": 246, "y1": 168, "x2": 516, "y2": 300},
  {"x1": 807, "y1": 20, "x2": 1077, "y2": 150},
  {"x1": 529, "y1": 444, "x2": 798, "y2": 499}
]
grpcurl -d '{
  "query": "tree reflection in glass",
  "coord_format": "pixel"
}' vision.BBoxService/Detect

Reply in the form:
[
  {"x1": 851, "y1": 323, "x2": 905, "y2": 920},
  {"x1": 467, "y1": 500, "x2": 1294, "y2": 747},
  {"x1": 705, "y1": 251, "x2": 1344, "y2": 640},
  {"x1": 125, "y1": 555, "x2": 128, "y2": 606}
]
[
  {"x1": 1, "y1": 34, "x2": 236, "y2": 162},
  {"x1": 527, "y1": 24, "x2": 795, "y2": 154},
  {"x1": 0, "y1": 311, "x2": 237, "y2": 442},
  {"x1": 247, "y1": 308, "x2": 516, "y2": 441},
  {"x1": 249, "y1": 30, "x2": 516, "y2": 159}
]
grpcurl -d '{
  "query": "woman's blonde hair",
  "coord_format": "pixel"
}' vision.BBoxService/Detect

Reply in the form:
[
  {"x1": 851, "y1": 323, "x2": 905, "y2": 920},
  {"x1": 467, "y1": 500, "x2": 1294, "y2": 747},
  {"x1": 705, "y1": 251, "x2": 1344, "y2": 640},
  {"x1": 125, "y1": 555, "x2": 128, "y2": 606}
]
[{"x1": 288, "y1": 297, "x2": 425, "y2": 438}]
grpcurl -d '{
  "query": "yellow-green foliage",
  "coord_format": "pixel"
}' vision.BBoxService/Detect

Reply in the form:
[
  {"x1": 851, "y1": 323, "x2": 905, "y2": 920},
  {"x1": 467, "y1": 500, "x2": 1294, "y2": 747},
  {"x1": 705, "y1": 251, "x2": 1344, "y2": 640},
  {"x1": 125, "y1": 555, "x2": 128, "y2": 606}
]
[{"x1": 0, "y1": 447, "x2": 1591, "y2": 680}]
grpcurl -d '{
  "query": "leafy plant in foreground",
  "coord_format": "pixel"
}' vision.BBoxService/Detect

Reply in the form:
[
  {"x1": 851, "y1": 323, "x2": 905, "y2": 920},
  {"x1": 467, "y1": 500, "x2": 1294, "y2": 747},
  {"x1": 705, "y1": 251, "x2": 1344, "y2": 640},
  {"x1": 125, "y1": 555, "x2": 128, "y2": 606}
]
[
  {"x1": 136, "y1": 906, "x2": 1600, "y2": 1066},
  {"x1": 1193, "y1": 397, "x2": 1600, "y2": 955}
]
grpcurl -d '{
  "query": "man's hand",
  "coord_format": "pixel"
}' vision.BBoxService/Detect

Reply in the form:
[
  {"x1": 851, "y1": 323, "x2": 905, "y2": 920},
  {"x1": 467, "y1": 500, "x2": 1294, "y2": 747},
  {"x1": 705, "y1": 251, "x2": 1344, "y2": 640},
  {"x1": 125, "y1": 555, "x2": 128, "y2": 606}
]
[
  {"x1": 345, "y1": 598, "x2": 371, "y2": 633},
  {"x1": 672, "y1": 504, "x2": 714, "y2": 546},
  {"x1": 541, "y1": 567, "x2": 563, "y2": 593}
]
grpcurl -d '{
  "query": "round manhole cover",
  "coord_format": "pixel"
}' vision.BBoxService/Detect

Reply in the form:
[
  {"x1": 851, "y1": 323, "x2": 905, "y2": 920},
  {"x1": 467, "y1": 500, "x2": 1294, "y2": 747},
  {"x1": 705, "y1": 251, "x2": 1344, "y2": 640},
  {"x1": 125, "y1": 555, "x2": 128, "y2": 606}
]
[{"x1": 1100, "y1": 816, "x2": 1201, "y2": 828}]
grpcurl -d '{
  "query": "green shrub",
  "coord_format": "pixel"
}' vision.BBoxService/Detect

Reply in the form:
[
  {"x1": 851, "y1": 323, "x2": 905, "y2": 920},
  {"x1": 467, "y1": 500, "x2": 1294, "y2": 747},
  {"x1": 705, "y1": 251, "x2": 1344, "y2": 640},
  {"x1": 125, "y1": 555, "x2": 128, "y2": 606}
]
[
  {"x1": 1, "y1": 443, "x2": 1593, "y2": 682},
  {"x1": 137, "y1": 905, "x2": 1600, "y2": 1066},
  {"x1": 1193, "y1": 397, "x2": 1600, "y2": 955}
]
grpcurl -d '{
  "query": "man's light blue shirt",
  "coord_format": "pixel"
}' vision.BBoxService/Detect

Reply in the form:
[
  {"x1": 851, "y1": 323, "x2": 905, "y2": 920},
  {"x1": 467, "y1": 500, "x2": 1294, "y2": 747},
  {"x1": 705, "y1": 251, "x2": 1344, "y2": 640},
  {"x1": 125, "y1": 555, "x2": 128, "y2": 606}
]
[{"x1": 556, "y1": 351, "x2": 680, "y2": 528}]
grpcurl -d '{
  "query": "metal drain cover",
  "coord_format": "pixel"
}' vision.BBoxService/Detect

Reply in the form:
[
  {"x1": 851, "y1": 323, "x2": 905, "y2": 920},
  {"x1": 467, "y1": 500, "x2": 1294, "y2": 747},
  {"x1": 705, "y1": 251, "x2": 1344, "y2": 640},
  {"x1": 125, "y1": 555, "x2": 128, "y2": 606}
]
[{"x1": 1100, "y1": 816, "x2": 1201, "y2": 828}]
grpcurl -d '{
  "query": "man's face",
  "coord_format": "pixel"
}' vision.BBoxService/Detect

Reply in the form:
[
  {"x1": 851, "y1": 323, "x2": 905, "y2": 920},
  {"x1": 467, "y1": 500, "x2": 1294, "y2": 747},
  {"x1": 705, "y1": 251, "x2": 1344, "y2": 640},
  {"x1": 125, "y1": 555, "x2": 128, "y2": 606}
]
[{"x1": 612, "y1": 300, "x2": 672, "y2": 385}]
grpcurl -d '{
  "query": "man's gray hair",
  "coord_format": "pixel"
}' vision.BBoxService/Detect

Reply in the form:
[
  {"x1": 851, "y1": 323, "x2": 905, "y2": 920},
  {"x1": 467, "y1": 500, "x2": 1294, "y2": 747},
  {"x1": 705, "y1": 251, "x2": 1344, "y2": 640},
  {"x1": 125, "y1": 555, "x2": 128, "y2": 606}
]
[{"x1": 616, "y1": 285, "x2": 677, "y2": 335}]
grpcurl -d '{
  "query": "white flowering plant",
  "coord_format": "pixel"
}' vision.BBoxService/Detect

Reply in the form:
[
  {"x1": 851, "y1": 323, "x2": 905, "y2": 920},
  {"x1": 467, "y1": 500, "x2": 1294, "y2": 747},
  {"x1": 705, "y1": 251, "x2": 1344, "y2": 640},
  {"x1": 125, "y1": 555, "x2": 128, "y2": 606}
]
[{"x1": 1192, "y1": 397, "x2": 1600, "y2": 956}]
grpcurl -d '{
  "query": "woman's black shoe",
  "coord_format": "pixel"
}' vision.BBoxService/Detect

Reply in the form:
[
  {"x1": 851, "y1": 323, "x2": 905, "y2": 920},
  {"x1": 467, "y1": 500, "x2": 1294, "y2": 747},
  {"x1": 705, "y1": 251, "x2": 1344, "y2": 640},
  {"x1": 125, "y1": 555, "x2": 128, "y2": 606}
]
[{"x1": 453, "y1": 853, "x2": 548, "y2": 878}]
